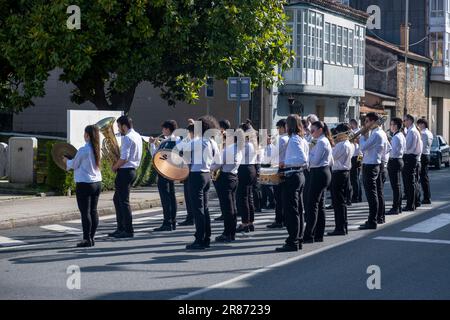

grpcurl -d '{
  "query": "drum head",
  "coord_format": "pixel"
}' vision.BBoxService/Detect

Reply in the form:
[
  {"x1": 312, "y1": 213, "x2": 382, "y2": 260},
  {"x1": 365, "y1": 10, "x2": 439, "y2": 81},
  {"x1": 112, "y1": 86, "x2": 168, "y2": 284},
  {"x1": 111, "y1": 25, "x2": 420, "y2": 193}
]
[
  {"x1": 152, "y1": 149, "x2": 189, "y2": 181},
  {"x1": 51, "y1": 143, "x2": 78, "y2": 171}
]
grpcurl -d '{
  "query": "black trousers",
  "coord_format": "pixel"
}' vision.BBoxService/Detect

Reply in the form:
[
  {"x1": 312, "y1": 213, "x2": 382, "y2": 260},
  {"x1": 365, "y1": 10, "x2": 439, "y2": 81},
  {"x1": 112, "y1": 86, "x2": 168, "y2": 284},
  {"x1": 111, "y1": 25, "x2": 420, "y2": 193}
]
[
  {"x1": 113, "y1": 168, "x2": 136, "y2": 233},
  {"x1": 362, "y1": 164, "x2": 380, "y2": 226},
  {"x1": 237, "y1": 165, "x2": 257, "y2": 224},
  {"x1": 376, "y1": 163, "x2": 387, "y2": 223},
  {"x1": 304, "y1": 166, "x2": 332, "y2": 240},
  {"x1": 76, "y1": 182, "x2": 101, "y2": 241},
  {"x1": 183, "y1": 178, "x2": 194, "y2": 222},
  {"x1": 282, "y1": 171, "x2": 305, "y2": 247},
  {"x1": 416, "y1": 161, "x2": 421, "y2": 207},
  {"x1": 403, "y1": 154, "x2": 418, "y2": 210},
  {"x1": 388, "y1": 158, "x2": 404, "y2": 211},
  {"x1": 350, "y1": 156, "x2": 362, "y2": 202},
  {"x1": 331, "y1": 170, "x2": 350, "y2": 233},
  {"x1": 216, "y1": 172, "x2": 238, "y2": 237},
  {"x1": 420, "y1": 154, "x2": 431, "y2": 203},
  {"x1": 157, "y1": 175, "x2": 177, "y2": 225},
  {"x1": 273, "y1": 183, "x2": 285, "y2": 224},
  {"x1": 261, "y1": 185, "x2": 275, "y2": 208},
  {"x1": 253, "y1": 183, "x2": 262, "y2": 212},
  {"x1": 189, "y1": 172, "x2": 211, "y2": 244}
]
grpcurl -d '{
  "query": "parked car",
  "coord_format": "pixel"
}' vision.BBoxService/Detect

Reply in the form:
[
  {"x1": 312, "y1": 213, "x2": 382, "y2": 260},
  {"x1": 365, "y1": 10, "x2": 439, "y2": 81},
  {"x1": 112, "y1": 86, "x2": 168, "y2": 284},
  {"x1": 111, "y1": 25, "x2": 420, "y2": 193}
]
[{"x1": 430, "y1": 135, "x2": 450, "y2": 169}]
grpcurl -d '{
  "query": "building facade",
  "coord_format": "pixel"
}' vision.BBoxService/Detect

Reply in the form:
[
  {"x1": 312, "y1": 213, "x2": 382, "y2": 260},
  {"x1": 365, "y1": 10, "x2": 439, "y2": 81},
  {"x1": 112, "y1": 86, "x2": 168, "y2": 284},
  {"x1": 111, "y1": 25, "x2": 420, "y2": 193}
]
[{"x1": 270, "y1": 0, "x2": 368, "y2": 127}]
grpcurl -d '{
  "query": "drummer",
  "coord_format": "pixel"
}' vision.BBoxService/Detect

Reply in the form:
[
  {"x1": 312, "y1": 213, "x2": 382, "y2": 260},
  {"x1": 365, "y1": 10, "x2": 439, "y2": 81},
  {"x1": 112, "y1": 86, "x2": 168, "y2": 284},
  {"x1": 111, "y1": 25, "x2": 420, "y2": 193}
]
[{"x1": 149, "y1": 120, "x2": 181, "y2": 232}]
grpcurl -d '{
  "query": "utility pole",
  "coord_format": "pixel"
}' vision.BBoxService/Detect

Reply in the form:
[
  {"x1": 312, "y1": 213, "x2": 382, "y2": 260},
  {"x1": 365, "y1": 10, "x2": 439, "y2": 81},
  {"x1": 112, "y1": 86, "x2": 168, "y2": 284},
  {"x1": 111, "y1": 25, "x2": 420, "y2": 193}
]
[{"x1": 404, "y1": 0, "x2": 409, "y2": 117}]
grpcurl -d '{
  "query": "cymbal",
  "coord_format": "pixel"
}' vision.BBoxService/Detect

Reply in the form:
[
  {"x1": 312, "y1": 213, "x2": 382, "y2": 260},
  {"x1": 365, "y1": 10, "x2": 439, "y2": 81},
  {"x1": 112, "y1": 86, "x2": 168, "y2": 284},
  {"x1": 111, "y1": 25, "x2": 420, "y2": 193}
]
[
  {"x1": 152, "y1": 149, "x2": 189, "y2": 181},
  {"x1": 51, "y1": 143, "x2": 78, "y2": 171}
]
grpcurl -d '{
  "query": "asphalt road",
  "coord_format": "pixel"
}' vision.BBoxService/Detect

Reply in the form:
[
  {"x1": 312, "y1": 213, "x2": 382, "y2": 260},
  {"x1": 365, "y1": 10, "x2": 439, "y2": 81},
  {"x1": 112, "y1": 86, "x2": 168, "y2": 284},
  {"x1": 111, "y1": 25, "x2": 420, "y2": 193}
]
[{"x1": 0, "y1": 168, "x2": 449, "y2": 300}]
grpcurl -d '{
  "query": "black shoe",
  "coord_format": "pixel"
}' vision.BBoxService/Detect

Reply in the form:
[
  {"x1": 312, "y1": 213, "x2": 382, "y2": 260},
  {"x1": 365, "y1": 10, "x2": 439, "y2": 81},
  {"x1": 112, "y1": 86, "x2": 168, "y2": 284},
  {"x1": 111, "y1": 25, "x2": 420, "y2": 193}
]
[
  {"x1": 76, "y1": 240, "x2": 93, "y2": 248},
  {"x1": 415, "y1": 203, "x2": 421, "y2": 208},
  {"x1": 377, "y1": 219, "x2": 385, "y2": 225},
  {"x1": 327, "y1": 230, "x2": 346, "y2": 236},
  {"x1": 112, "y1": 231, "x2": 134, "y2": 238},
  {"x1": 172, "y1": 222, "x2": 177, "y2": 231},
  {"x1": 178, "y1": 220, "x2": 194, "y2": 226},
  {"x1": 275, "y1": 244, "x2": 300, "y2": 252},
  {"x1": 266, "y1": 222, "x2": 283, "y2": 229},
  {"x1": 248, "y1": 224, "x2": 255, "y2": 232},
  {"x1": 153, "y1": 224, "x2": 172, "y2": 232},
  {"x1": 267, "y1": 203, "x2": 276, "y2": 209},
  {"x1": 215, "y1": 235, "x2": 234, "y2": 243},
  {"x1": 422, "y1": 199, "x2": 432, "y2": 205},
  {"x1": 186, "y1": 242, "x2": 206, "y2": 250},
  {"x1": 346, "y1": 201, "x2": 353, "y2": 206},
  {"x1": 214, "y1": 215, "x2": 225, "y2": 221},
  {"x1": 386, "y1": 208, "x2": 400, "y2": 215},
  {"x1": 359, "y1": 223, "x2": 377, "y2": 230},
  {"x1": 236, "y1": 224, "x2": 250, "y2": 233},
  {"x1": 107, "y1": 230, "x2": 121, "y2": 237},
  {"x1": 402, "y1": 206, "x2": 415, "y2": 212},
  {"x1": 204, "y1": 238, "x2": 210, "y2": 248}
]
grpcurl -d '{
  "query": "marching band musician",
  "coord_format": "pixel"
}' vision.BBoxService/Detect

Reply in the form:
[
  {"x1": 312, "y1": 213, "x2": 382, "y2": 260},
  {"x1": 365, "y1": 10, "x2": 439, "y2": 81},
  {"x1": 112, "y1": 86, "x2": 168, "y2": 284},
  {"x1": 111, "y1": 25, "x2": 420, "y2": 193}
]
[
  {"x1": 181, "y1": 115, "x2": 221, "y2": 250},
  {"x1": 149, "y1": 120, "x2": 181, "y2": 232},
  {"x1": 387, "y1": 118, "x2": 406, "y2": 215},
  {"x1": 236, "y1": 120, "x2": 259, "y2": 233},
  {"x1": 402, "y1": 114, "x2": 422, "y2": 212},
  {"x1": 260, "y1": 134, "x2": 276, "y2": 209},
  {"x1": 266, "y1": 119, "x2": 289, "y2": 229},
  {"x1": 109, "y1": 116, "x2": 143, "y2": 239},
  {"x1": 328, "y1": 123, "x2": 355, "y2": 236},
  {"x1": 211, "y1": 130, "x2": 242, "y2": 242},
  {"x1": 275, "y1": 114, "x2": 308, "y2": 252},
  {"x1": 178, "y1": 122, "x2": 195, "y2": 226},
  {"x1": 349, "y1": 119, "x2": 363, "y2": 203},
  {"x1": 376, "y1": 124, "x2": 392, "y2": 225},
  {"x1": 417, "y1": 118, "x2": 433, "y2": 205},
  {"x1": 358, "y1": 112, "x2": 387, "y2": 230},
  {"x1": 303, "y1": 121, "x2": 333, "y2": 243}
]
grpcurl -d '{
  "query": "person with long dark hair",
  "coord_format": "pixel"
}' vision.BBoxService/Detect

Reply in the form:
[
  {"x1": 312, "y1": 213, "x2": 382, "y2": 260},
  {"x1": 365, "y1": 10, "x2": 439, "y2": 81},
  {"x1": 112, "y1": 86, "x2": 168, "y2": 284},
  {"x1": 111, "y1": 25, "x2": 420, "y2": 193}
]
[
  {"x1": 64, "y1": 125, "x2": 102, "y2": 247},
  {"x1": 236, "y1": 120, "x2": 259, "y2": 233},
  {"x1": 304, "y1": 121, "x2": 333, "y2": 243},
  {"x1": 275, "y1": 115, "x2": 308, "y2": 252}
]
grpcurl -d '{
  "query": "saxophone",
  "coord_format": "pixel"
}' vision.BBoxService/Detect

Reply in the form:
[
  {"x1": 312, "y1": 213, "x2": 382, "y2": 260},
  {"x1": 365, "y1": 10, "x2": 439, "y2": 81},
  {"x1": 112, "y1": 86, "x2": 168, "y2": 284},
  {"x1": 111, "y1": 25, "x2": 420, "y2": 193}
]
[{"x1": 95, "y1": 117, "x2": 121, "y2": 164}]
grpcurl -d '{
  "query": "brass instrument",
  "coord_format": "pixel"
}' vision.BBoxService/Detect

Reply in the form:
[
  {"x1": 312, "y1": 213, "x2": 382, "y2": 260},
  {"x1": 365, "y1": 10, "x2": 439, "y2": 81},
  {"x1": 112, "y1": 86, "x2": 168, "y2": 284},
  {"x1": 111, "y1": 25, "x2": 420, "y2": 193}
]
[
  {"x1": 152, "y1": 134, "x2": 166, "y2": 148},
  {"x1": 96, "y1": 117, "x2": 121, "y2": 164},
  {"x1": 211, "y1": 169, "x2": 221, "y2": 182},
  {"x1": 331, "y1": 116, "x2": 388, "y2": 144}
]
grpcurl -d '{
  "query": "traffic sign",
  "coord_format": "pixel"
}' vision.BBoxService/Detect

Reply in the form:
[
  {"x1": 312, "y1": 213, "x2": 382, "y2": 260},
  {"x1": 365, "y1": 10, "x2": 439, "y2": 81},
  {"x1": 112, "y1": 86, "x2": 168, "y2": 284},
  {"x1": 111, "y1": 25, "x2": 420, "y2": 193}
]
[
  {"x1": 205, "y1": 77, "x2": 214, "y2": 98},
  {"x1": 227, "y1": 77, "x2": 251, "y2": 101}
]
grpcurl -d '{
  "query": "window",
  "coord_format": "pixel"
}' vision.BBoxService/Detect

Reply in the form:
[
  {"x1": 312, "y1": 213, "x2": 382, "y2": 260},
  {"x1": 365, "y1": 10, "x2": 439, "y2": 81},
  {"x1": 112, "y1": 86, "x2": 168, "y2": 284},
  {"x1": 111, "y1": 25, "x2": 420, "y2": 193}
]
[
  {"x1": 354, "y1": 25, "x2": 365, "y2": 89},
  {"x1": 431, "y1": 0, "x2": 444, "y2": 17},
  {"x1": 337, "y1": 26, "x2": 342, "y2": 64},
  {"x1": 343, "y1": 28, "x2": 348, "y2": 66},
  {"x1": 325, "y1": 23, "x2": 330, "y2": 62},
  {"x1": 348, "y1": 29, "x2": 354, "y2": 66},
  {"x1": 296, "y1": 10, "x2": 302, "y2": 68},
  {"x1": 331, "y1": 24, "x2": 336, "y2": 64},
  {"x1": 430, "y1": 32, "x2": 444, "y2": 67}
]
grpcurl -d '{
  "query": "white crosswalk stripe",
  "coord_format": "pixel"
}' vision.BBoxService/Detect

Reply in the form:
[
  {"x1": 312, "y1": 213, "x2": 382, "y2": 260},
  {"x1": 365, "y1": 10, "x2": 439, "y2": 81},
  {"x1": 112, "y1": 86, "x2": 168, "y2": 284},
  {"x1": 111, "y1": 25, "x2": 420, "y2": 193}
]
[
  {"x1": 40, "y1": 224, "x2": 82, "y2": 234},
  {"x1": 402, "y1": 213, "x2": 450, "y2": 233},
  {"x1": 0, "y1": 236, "x2": 26, "y2": 247}
]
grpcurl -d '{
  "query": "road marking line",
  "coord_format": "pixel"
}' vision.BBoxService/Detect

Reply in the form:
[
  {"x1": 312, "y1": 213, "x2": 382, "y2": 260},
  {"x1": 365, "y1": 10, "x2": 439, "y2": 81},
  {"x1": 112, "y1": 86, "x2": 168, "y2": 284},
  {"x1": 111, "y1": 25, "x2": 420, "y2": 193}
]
[
  {"x1": 171, "y1": 234, "x2": 366, "y2": 300},
  {"x1": 402, "y1": 214, "x2": 450, "y2": 233},
  {"x1": 374, "y1": 236, "x2": 450, "y2": 245},
  {"x1": 40, "y1": 224, "x2": 82, "y2": 234},
  {"x1": 0, "y1": 236, "x2": 26, "y2": 247},
  {"x1": 66, "y1": 207, "x2": 163, "y2": 223}
]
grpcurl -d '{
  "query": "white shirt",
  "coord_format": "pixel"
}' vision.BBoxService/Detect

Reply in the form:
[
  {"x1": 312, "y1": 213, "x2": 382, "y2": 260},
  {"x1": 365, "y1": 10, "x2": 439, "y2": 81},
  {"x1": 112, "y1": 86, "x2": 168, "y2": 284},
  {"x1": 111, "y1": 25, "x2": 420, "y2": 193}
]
[
  {"x1": 421, "y1": 128, "x2": 433, "y2": 155},
  {"x1": 241, "y1": 142, "x2": 258, "y2": 165},
  {"x1": 389, "y1": 132, "x2": 406, "y2": 159},
  {"x1": 187, "y1": 137, "x2": 221, "y2": 172},
  {"x1": 120, "y1": 129, "x2": 143, "y2": 169},
  {"x1": 380, "y1": 130, "x2": 392, "y2": 164},
  {"x1": 309, "y1": 135, "x2": 333, "y2": 168},
  {"x1": 332, "y1": 140, "x2": 355, "y2": 171},
  {"x1": 261, "y1": 144, "x2": 276, "y2": 166},
  {"x1": 284, "y1": 134, "x2": 309, "y2": 168},
  {"x1": 405, "y1": 125, "x2": 422, "y2": 156},
  {"x1": 276, "y1": 134, "x2": 289, "y2": 165},
  {"x1": 211, "y1": 143, "x2": 242, "y2": 175},
  {"x1": 66, "y1": 142, "x2": 102, "y2": 183},
  {"x1": 360, "y1": 127, "x2": 385, "y2": 165}
]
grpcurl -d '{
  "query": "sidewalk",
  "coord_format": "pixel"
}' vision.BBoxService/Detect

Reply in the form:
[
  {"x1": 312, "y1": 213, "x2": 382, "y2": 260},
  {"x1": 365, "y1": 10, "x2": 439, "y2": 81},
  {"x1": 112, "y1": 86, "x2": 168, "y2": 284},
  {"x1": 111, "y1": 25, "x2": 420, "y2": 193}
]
[{"x1": 0, "y1": 186, "x2": 185, "y2": 230}]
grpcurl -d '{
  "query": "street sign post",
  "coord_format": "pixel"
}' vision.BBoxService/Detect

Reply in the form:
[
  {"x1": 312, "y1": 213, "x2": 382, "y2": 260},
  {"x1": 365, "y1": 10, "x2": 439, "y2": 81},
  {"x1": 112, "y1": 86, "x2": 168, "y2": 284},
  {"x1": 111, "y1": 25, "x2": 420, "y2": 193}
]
[
  {"x1": 228, "y1": 77, "x2": 251, "y2": 126},
  {"x1": 206, "y1": 77, "x2": 214, "y2": 115}
]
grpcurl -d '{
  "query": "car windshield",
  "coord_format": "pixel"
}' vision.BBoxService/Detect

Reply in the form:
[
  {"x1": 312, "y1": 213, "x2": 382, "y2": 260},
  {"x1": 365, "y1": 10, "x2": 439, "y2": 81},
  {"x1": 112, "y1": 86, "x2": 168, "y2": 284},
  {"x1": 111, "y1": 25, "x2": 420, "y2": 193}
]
[{"x1": 432, "y1": 137, "x2": 440, "y2": 148}]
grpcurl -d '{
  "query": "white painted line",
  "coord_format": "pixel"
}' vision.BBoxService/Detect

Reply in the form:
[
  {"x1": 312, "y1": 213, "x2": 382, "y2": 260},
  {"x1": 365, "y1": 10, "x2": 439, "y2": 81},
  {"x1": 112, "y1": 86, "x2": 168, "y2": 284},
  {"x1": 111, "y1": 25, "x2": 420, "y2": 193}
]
[
  {"x1": 171, "y1": 234, "x2": 367, "y2": 300},
  {"x1": 374, "y1": 236, "x2": 450, "y2": 245},
  {"x1": 66, "y1": 207, "x2": 164, "y2": 223},
  {"x1": 0, "y1": 243, "x2": 40, "y2": 251},
  {"x1": 402, "y1": 214, "x2": 450, "y2": 233},
  {"x1": 0, "y1": 236, "x2": 26, "y2": 247},
  {"x1": 40, "y1": 224, "x2": 82, "y2": 234}
]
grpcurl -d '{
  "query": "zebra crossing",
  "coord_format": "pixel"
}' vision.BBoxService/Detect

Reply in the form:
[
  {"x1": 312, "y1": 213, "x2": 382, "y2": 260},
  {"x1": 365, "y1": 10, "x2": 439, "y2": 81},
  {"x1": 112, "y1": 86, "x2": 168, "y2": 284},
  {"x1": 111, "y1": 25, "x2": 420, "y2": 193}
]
[{"x1": 0, "y1": 197, "x2": 444, "y2": 249}]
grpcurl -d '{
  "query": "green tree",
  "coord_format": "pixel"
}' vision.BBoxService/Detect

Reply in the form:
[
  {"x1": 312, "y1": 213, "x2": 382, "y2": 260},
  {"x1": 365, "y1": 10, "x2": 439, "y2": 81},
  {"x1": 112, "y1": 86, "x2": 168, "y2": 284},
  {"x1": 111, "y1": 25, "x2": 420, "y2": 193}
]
[{"x1": 0, "y1": 0, "x2": 293, "y2": 114}]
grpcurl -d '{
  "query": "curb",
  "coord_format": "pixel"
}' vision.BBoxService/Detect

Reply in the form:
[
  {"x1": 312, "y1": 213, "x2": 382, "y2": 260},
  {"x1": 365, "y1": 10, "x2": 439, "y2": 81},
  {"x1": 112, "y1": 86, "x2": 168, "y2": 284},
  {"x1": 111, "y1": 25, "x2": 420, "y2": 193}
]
[{"x1": 0, "y1": 194, "x2": 185, "y2": 230}]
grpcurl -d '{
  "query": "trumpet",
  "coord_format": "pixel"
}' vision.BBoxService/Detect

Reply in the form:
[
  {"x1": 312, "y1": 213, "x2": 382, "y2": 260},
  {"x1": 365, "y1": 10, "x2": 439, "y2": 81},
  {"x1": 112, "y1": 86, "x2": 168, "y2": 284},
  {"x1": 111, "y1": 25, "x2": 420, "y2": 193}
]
[{"x1": 150, "y1": 134, "x2": 166, "y2": 148}]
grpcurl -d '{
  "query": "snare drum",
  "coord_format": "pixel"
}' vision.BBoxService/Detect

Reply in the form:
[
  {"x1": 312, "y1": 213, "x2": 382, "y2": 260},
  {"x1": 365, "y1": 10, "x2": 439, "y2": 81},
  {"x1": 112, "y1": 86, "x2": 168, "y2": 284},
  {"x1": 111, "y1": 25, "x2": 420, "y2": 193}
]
[{"x1": 258, "y1": 167, "x2": 283, "y2": 185}]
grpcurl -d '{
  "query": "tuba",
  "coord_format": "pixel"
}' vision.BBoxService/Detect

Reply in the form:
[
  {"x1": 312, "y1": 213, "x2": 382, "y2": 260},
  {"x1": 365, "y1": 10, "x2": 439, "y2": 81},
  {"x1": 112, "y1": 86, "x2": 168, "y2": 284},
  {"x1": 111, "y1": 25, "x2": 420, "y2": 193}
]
[{"x1": 96, "y1": 117, "x2": 121, "y2": 164}]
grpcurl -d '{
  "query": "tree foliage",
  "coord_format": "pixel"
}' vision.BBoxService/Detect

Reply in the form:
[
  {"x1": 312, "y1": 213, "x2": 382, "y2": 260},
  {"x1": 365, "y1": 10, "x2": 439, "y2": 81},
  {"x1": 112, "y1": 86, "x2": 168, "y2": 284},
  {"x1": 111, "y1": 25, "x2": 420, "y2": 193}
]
[{"x1": 0, "y1": 0, "x2": 293, "y2": 113}]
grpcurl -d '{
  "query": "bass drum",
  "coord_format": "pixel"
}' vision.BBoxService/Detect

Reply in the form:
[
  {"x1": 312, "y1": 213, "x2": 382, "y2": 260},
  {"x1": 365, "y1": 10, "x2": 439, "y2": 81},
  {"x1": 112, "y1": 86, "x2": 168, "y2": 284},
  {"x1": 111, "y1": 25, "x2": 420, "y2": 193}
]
[
  {"x1": 258, "y1": 167, "x2": 282, "y2": 185},
  {"x1": 152, "y1": 149, "x2": 189, "y2": 181}
]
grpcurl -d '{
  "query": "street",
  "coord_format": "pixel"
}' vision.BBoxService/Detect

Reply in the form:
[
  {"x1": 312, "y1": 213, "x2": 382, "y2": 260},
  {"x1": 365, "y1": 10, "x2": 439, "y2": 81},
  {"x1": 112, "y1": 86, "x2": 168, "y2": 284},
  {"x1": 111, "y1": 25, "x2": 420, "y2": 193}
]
[{"x1": 0, "y1": 168, "x2": 449, "y2": 300}]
